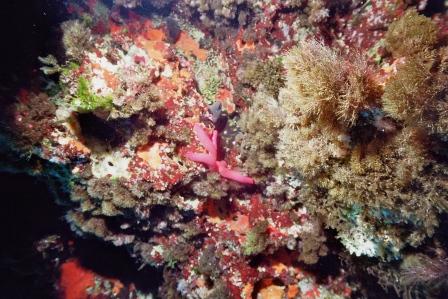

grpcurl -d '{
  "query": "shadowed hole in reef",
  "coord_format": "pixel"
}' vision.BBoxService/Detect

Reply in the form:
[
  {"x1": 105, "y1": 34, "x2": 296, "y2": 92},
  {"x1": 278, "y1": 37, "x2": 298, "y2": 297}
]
[{"x1": 77, "y1": 113, "x2": 136, "y2": 149}]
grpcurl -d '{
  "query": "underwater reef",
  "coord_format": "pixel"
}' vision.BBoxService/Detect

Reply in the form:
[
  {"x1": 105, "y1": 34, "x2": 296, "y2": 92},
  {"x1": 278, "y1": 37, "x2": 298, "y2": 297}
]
[{"x1": 2, "y1": 0, "x2": 448, "y2": 298}]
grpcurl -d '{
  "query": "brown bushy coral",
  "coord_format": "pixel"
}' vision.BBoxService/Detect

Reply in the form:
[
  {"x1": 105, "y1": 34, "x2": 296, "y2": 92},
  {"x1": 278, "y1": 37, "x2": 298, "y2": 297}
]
[
  {"x1": 275, "y1": 38, "x2": 448, "y2": 250},
  {"x1": 382, "y1": 10, "x2": 448, "y2": 137},
  {"x1": 304, "y1": 127, "x2": 446, "y2": 242},
  {"x1": 339, "y1": 57, "x2": 382, "y2": 126},
  {"x1": 384, "y1": 9, "x2": 439, "y2": 58},
  {"x1": 281, "y1": 39, "x2": 380, "y2": 128},
  {"x1": 381, "y1": 53, "x2": 448, "y2": 139},
  {"x1": 277, "y1": 39, "x2": 380, "y2": 177},
  {"x1": 276, "y1": 124, "x2": 349, "y2": 179},
  {"x1": 382, "y1": 51, "x2": 438, "y2": 124},
  {"x1": 281, "y1": 40, "x2": 346, "y2": 127}
]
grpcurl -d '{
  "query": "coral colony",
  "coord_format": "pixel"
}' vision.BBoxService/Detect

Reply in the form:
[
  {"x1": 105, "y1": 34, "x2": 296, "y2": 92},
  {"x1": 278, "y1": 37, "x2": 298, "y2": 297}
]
[{"x1": 4, "y1": 0, "x2": 448, "y2": 298}]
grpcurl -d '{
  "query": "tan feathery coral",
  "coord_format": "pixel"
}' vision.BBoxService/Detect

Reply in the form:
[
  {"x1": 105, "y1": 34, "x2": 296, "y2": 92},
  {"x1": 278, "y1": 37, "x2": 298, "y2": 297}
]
[
  {"x1": 382, "y1": 51, "x2": 437, "y2": 124},
  {"x1": 385, "y1": 9, "x2": 439, "y2": 58},
  {"x1": 282, "y1": 39, "x2": 380, "y2": 128},
  {"x1": 61, "y1": 20, "x2": 93, "y2": 62}
]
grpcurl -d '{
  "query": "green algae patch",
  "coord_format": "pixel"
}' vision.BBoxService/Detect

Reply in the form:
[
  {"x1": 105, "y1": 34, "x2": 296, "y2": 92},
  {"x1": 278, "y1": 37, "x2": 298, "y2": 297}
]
[{"x1": 72, "y1": 76, "x2": 113, "y2": 112}]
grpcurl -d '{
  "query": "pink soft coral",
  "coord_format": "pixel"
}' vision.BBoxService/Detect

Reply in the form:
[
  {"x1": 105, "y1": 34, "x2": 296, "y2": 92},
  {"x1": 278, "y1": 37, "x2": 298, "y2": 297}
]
[{"x1": 185, "y1": 123, "x2": 255, "y2": 184}]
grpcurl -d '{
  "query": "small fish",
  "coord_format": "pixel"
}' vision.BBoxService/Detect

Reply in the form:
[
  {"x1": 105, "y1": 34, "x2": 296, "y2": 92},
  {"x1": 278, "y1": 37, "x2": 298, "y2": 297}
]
[{"x1": 208, "y1": 101, "x2": 227, "y2": 131}]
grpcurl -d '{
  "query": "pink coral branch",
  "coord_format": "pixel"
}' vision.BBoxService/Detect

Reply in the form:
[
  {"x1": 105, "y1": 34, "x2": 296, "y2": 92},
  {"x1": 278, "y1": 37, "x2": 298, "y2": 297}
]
[
  {"x1": 185, "y1": 123, "x2": 255, "y2": 185},
  {"x1": 216, "y1": 161, "x2": 255, "y2": 185},
  {"x1": 212, "y1": 130, "x2": 218, "y2": 149},
  {"x1": 193, "y1": 123, "x2": 217, "y2": 160},
  {"x1": 184, "y1": 152, "x2": 216, "y2": 169}
]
